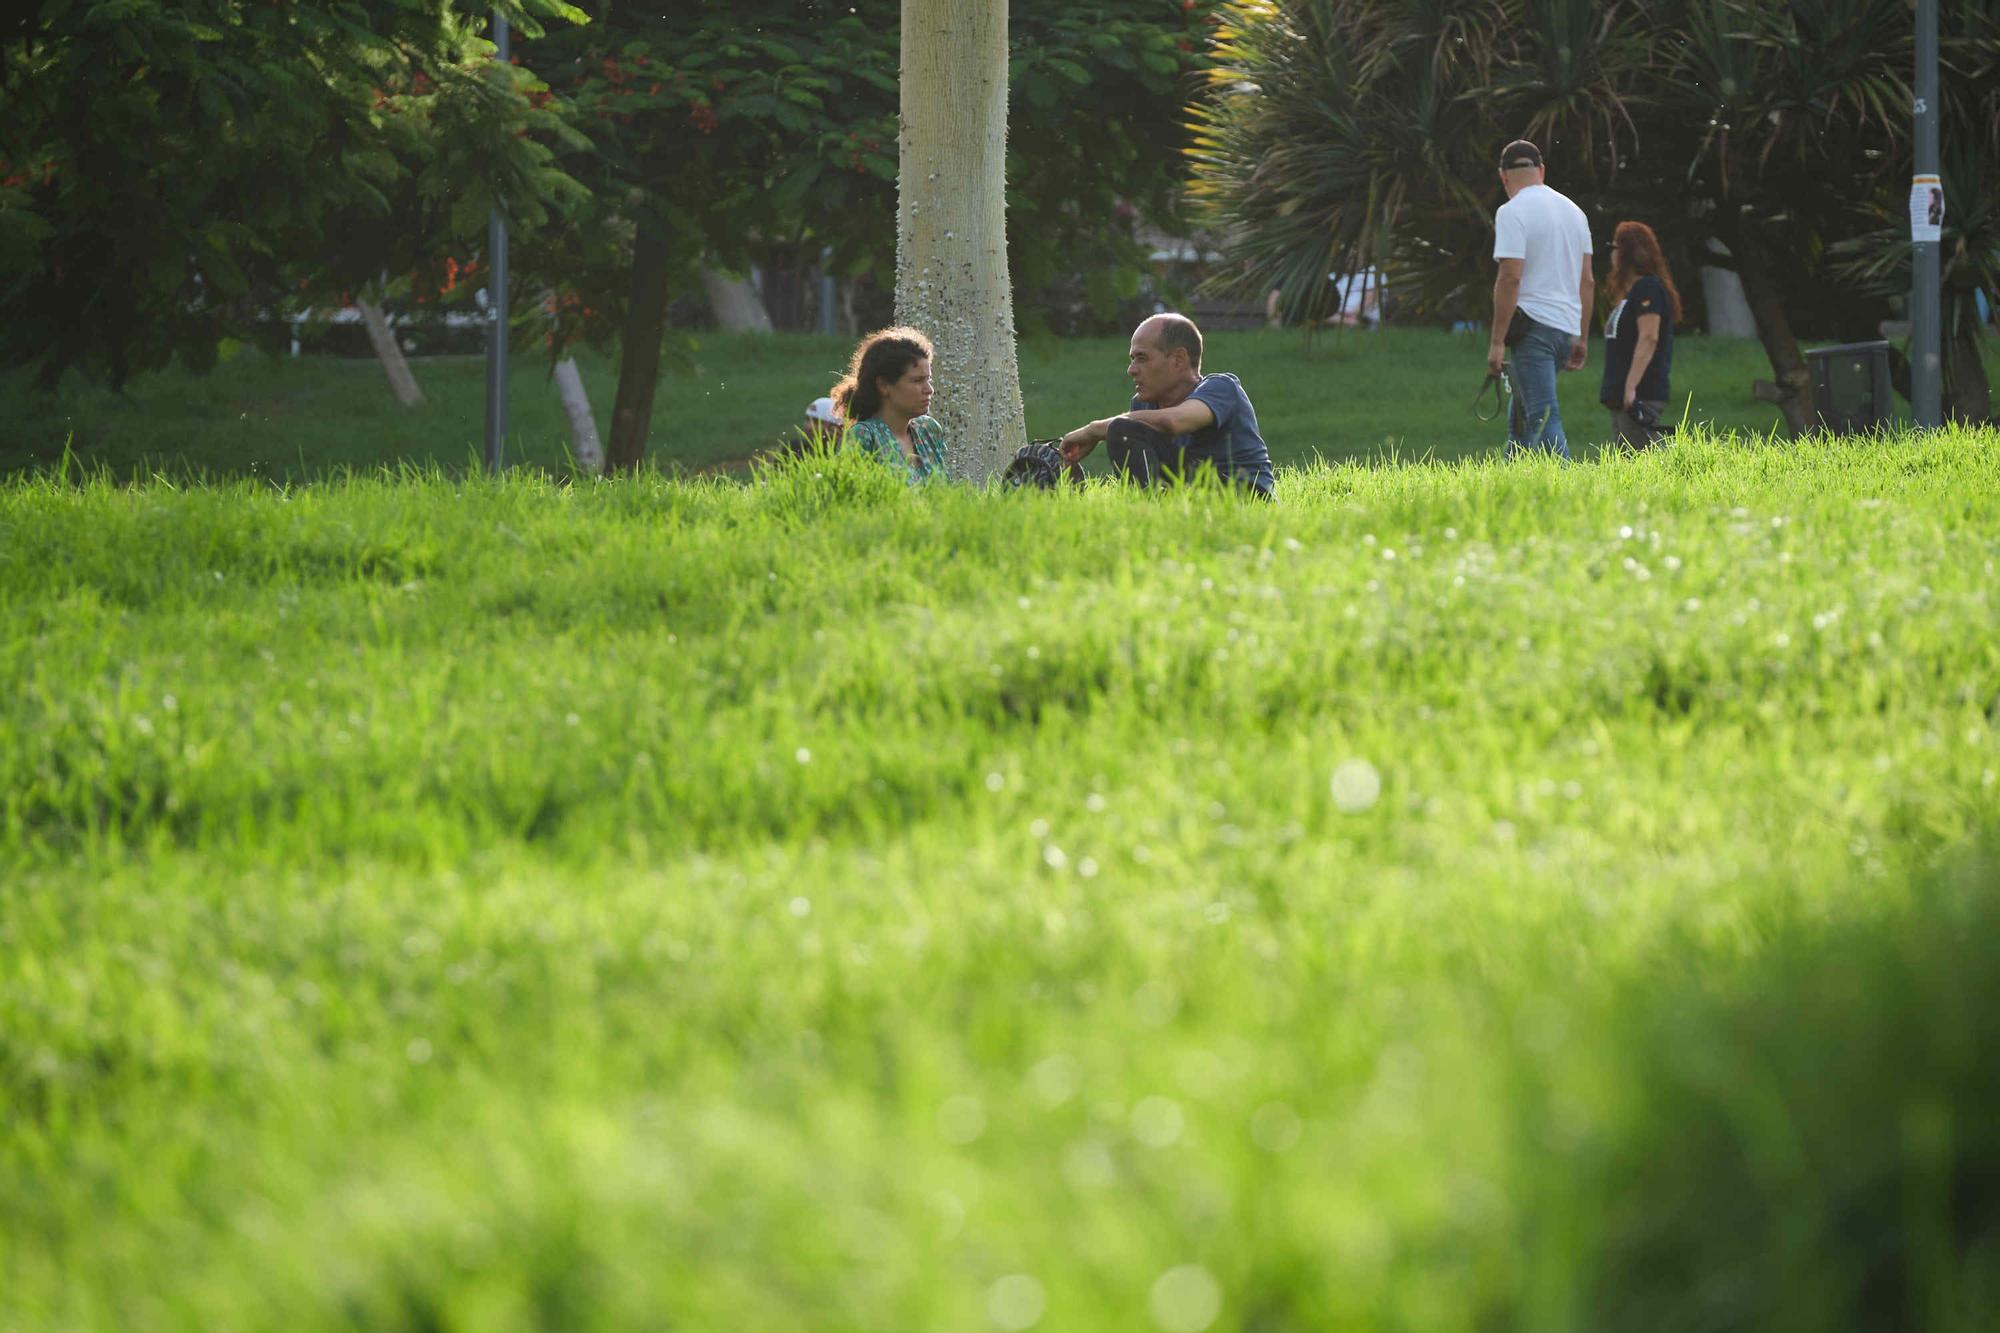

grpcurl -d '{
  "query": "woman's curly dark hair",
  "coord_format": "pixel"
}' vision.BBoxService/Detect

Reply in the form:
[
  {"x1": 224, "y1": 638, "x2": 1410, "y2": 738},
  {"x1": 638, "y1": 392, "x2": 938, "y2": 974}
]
[{"x1": 831, "y1": 326, "x2": 933, "y2": 423}]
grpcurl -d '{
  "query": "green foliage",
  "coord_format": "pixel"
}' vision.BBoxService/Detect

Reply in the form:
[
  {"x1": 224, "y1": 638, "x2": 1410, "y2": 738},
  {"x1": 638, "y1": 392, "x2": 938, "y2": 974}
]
[
  {"x1": 0, "y1": 1, "x2": 586, "y2": 387},
  {"x1": 516, "y1": 0, "x2": 1225, "y2": 351},
  {"x1": 515, "y1": 2, "x2": 905, "y2": 352},
  {"x1": 1007, "y1": 2, "x2": 1228, "y2": 305},
  {"x1": 2, "y1": 430, "x2": 1999, "y2": 1323},
  {"x1": 3, "y1": 0, "x2": 1229, "y2": 388},
  {"x1": 296, "y1": 44, "x2": 591, "y2": 317}
]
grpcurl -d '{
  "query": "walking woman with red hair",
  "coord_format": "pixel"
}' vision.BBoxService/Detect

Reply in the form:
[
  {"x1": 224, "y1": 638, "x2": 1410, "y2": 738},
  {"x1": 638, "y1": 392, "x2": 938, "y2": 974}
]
[{"x1": 1601, "y1": 221, "x2": 1682, "y2": 448}]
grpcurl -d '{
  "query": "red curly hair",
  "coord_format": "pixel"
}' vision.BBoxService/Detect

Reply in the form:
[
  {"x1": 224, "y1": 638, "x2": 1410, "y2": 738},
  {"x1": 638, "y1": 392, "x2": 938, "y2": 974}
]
[{"x1": 1607, "y1": 221, "x2": 1683, "y2": 323}]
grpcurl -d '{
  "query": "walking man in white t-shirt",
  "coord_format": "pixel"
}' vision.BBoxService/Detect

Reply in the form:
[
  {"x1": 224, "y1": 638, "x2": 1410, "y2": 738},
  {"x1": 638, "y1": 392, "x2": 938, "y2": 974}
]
[{"x1": 1487, "y1": 140, "x2": 1593, "y2": 458}]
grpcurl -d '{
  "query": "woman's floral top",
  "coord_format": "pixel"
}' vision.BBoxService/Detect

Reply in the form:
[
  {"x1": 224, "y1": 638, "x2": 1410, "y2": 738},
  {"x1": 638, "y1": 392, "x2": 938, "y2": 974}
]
[{"x1": 848, "y1": 415, "x2": 949, "y2": 483}]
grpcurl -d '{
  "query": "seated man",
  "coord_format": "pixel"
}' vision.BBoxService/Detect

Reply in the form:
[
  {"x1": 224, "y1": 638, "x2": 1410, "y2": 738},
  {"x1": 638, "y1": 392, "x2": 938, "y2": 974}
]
[{"x1": 1058, "y1": 314, "x2": 1275, "y2": 498}]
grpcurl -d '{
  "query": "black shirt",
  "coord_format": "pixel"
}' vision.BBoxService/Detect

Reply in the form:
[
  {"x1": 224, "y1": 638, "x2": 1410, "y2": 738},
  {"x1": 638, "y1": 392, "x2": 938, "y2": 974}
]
[{"x1": 1601, "y1": 275, "x2": 1674, "y2": 407}]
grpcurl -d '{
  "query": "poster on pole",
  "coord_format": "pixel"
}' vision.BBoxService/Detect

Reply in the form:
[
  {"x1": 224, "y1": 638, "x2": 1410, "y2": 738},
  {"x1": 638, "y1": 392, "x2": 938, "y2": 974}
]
[{"x1": 1910, "y1": 174, "x2": 1944, "y2": 243}]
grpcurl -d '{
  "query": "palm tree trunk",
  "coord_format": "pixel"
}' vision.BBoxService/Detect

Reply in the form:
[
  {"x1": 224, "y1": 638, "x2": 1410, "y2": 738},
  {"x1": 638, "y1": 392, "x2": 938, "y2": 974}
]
[
  {"x1": 1723, "y1": 228, "x2": 1814, "y2": 436},
  {"x1": 605, "y1": 219, "x2": 673, "y2": 475},
  {"x1": 699, "y1": 266, "x2": 774, "y2": 334},
  {"x1": 357, "y1": 297, "x2": 426, "y2": 407},
  {"x1": 896, "y1": 0, "x2": 1027, "y2": 482},
  {"x1": 553, "y1": 358, "x2": 604, "y2": 475}
]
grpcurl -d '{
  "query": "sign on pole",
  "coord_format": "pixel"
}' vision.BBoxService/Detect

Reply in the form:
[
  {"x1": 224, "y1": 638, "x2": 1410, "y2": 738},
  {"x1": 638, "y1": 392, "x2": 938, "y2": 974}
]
[{"x1": 1908, "y1": 175, "x2": 1943, "y2": 245}]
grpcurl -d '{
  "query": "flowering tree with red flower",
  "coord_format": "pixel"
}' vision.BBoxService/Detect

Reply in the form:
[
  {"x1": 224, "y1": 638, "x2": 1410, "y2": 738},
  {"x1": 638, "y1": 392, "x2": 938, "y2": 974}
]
[{"x1": 0, "y1": 1, "x2": 587, "y2": 391}]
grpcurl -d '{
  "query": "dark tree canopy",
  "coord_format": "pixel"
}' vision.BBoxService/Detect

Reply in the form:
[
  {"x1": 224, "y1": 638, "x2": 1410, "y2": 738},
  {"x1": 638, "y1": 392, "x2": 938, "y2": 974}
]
[
  {"x1": 1, "y1": 0, "x2": 583, "y2": 388},
  {"x1": 4, "y1": 0, "x2": 1226, "y2": 438}
]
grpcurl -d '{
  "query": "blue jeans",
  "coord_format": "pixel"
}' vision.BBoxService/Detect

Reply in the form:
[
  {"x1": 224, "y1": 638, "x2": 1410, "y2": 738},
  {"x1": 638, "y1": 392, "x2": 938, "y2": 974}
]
[{"x1": 1506, "y1": 317, "x2": 1571, "y2": 460}]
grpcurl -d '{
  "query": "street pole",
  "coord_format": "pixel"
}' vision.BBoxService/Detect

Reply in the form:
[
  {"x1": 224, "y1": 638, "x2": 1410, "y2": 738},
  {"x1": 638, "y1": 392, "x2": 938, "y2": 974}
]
[
  {"x1": 483, "y1": 10, "x2": 511, "y2": 471},
  {"x1": 1911, "y1": 0, "x2": 1941, "y2": 428}
]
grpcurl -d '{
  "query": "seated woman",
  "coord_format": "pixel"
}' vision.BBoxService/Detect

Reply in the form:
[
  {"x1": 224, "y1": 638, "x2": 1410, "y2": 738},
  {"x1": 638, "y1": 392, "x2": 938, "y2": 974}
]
[{"x1": 831, "y1": 327, "x2": 949, "y2": 483}]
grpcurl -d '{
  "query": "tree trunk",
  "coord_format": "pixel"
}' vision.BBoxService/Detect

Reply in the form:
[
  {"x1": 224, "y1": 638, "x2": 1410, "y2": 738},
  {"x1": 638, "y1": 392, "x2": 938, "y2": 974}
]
[
  {"x1": 553, "y1": 357, "x2": 604, "y2": 476},
  {"x1": 357, "y1": 298, "x2": 426, "y2": 407},
  {"x1": 1724, "y1": 232, "x2": 1814, "y2": 436},
  {"x1": 896, "y1": 0, "x2": 1027, "y2": 482},
  {"x1": 700, "y1": 266, "x2": 774, "y2": 334},
  {"x1": 605, "y1": 219, "x2": 674, "y2": 474}
]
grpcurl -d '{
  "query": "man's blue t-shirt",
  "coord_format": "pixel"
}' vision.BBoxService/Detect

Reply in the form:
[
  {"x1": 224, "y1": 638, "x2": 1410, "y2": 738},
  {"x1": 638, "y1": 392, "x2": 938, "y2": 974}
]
[{"x1": 1131, "y1": 372, "x2": 1275, "y2": 496}]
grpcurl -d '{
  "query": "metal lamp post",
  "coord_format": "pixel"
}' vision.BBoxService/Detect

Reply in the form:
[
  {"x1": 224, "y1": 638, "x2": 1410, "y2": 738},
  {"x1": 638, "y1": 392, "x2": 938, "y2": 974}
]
[
  {"x1": 1911, "y1": 0, "x2": 1941, "y2": 429},
  {"x1": 483, "y1": 11, "x2": 511, "y2": 471}
]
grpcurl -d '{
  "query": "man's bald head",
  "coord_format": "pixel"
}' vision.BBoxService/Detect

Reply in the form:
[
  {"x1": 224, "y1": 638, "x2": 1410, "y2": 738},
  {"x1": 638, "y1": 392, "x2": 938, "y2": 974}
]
[{"x1": 1136, "y1": 313, "x2": 1203, "y2": 375}]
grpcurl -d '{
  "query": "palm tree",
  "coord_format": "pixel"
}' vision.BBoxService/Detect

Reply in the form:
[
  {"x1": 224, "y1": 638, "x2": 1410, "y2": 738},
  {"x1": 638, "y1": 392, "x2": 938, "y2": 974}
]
[
  {"x1": 1192, "y1": 0, "x2": 1990, "y2": 433},
  {"x1": 1190, "y1": 0, "x2": 1646, "y2": 327}
]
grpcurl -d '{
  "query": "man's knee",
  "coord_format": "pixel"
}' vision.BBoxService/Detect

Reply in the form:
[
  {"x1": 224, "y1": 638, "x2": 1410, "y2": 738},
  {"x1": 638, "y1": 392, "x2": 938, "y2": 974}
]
[{"x1": 1106, "y1": 416, "x2": 1168, "y2": 487}]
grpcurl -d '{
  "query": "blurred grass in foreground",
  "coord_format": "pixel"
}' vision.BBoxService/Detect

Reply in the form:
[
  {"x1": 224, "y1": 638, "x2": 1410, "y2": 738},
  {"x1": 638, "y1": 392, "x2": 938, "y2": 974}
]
[{"x1": 2, "y1": 427, "x2": 1998, "y2": 1327}]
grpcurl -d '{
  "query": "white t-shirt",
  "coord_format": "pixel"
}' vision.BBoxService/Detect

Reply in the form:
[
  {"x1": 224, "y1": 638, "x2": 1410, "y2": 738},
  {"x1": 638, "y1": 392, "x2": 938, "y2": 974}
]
[
  {"x1": 1492, "y1": 184, "x2": 1592, "y2": 336},
  {"x1": 1329, "y1": 267, "x2": 1384, "y2": 323}
]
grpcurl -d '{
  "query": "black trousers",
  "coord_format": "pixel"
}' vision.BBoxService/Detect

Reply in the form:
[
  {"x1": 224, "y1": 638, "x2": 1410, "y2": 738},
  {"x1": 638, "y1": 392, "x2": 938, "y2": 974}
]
[
  {"x1": 1104, "y1": 417, "x2": 1271, "y2": 499},
  {"x1": 1105, "y1": 417, "x2": 1173, "y2": 487}
]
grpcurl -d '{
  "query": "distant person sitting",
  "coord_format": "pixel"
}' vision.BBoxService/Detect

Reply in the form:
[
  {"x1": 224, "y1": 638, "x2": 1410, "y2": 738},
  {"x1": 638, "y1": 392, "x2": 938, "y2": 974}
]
[
  {"x1": 1264, "y1": 269, "x2": 1384, "y2": 328},
  {"x1": 830, "y1": 327, "x2": 949, "y2": 484},
  {"x1": 1331, "y1": 267, "x2": 1384, "y2": 327},
  {"x1": 800, "y1": 396, "x2": 844, "y2": 448},
  {"x1": 1057, "y1": 313, "x2": 1275, "y2": 498}
]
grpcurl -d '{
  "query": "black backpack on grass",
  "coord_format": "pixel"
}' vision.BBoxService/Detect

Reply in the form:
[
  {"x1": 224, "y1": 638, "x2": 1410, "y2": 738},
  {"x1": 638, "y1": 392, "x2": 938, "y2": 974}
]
[{"x1": 1001, "y1": 439, "x2": 1083, "y2": 490}]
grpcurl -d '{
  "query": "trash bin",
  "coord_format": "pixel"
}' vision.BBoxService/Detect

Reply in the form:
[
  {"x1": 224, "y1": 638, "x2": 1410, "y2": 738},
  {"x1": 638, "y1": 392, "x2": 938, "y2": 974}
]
[{"x1": 1804, "y1": 340, "x2": 1894, "y2": 434}]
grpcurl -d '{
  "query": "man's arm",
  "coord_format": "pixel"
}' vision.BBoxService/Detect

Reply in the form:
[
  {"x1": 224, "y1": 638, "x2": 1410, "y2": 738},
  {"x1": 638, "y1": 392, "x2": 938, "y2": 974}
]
[
  {"x1": 1125, "y1": 399, "x2": 1215, "y2": 437},
  {"x1": 1059, "y1": 400, "x2": 1216, "y2": 463},
  {"x1": 1489, "y1": 258, "x2": 1523, "y2": 376},
  {"x1": 1058, "y1": 416, "x2": 1118, "y2": 464},
  {"x1": 1567, "y1": 258, "x2": 1594, "y2": 371}
]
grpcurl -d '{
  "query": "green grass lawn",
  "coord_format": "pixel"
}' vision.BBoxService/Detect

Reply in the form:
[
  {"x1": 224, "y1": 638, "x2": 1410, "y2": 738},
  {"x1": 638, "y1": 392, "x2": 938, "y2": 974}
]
[
  {"x1": 9, "y1": 326, "x2": 1969, "y2": 483},
  {"x1": 4, "y1": 428, "x2": 1999, "y2": 1327}
]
